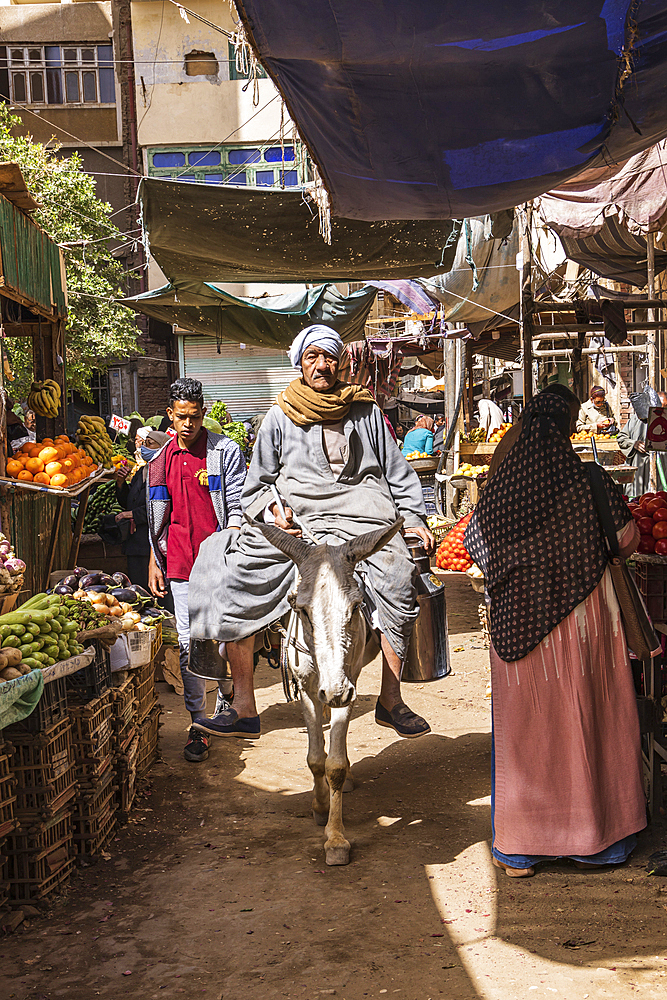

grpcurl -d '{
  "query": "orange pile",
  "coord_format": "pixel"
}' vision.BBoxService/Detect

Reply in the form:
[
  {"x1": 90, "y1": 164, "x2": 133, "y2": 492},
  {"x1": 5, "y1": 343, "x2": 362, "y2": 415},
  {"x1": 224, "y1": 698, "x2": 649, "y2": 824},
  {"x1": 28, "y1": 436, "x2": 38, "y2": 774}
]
[{"x1": 6, "y1": 435, "x2": 98, "y2": 489}]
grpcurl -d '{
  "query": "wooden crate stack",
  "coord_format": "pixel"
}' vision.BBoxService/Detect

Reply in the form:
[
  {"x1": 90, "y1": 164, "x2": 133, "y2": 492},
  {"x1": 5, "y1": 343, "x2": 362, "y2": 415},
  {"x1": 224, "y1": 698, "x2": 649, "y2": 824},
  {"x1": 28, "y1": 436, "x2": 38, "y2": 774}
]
[
  {"x1": 110, "y1": 675, "x2": 138, "y2": 821},
  {"x1": 69, "y1": 691, "x2": 117, "y2": 856},
  {"x1": 132, "y1": 659, "x2": 161, "y2": 780},
  {"x1": 4, "y1": 718, "x2": 77, "y2": 904},
  {"x1": 0, "y1": 738, "x2": 18, "y2": 910}
]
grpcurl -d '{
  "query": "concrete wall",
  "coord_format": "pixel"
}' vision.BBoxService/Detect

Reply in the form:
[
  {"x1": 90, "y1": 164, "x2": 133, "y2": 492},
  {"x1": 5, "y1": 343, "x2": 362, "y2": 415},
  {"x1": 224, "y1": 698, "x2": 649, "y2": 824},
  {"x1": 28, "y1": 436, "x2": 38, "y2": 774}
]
[
  {"x1": 0, "y1": 2, "x2": 113, "y2": 41},
  {"x1": 131, "y1": 0, "x2": 288, "y2": 147}
]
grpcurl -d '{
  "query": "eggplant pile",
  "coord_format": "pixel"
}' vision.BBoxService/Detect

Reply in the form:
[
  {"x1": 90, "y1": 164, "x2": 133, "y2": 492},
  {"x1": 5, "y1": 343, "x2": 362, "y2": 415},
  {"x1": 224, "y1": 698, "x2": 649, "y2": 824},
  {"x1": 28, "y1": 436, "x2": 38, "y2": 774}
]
[{"x1": 50, "y1": 566, "x2": 172, "y2": 631}]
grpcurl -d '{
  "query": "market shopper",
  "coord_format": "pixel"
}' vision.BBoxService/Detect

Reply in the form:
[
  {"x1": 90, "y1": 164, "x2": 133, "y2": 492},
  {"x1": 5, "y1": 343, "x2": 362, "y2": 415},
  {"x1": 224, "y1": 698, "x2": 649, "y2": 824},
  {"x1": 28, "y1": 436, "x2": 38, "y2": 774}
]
[
  {"x1": 477, "y1": 396, "x2": 505, "y2": 438},
  {"x1": 188, "y1": 324, "x2": 435, "y2": 741},
  {"x1": 465, "y1": 391, "x2": 646, "y2": 878},
  {"x1": 110, "y1": 428, "x2": 170, "y2": 590},
  {"x1": 617, "y1": 389, "x2": 667, "y2": 496},
  {"x1": 576, "y1": 385, "x2": 617, "y2": 433},
  {"x1": 146, "y1": 378, "x2": 247, "y2": 762},
  {"x1": 401, "y1": 415, "x2": 435, "y2": 454},
  {"x1": 432, "y1": 414, "x2": 446, "y2": 451}
]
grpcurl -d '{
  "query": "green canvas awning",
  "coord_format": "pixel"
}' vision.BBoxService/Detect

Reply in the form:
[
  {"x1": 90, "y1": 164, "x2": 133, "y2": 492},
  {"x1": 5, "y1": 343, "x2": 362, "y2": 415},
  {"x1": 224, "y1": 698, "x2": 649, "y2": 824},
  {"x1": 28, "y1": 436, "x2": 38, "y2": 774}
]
[
  {"x1": 137, "y1": 178, "x2": 458, "y2": 284},
  {"x1": 120, "y1": 279, "x2": 377, "y2": 350}
]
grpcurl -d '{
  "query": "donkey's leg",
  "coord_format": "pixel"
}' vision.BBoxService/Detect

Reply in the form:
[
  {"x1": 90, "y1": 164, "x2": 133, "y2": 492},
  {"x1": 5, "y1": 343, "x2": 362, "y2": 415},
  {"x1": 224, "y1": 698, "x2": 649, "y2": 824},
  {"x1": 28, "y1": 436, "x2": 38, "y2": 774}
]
[
  {"x1": 301, "y1": 688, "x2": 329, "y2": 826},
  {"x1": 324, "y1": 705, "x2": 353, "y2": 865}
]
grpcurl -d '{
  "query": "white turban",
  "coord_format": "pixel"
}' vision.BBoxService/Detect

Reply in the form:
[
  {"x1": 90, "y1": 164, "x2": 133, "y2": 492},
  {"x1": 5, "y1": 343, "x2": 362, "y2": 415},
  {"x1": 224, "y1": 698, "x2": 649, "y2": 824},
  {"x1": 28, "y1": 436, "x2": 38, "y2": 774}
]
[{"x1": 288, "y1": 325, "x2": 344, "y2": 370}]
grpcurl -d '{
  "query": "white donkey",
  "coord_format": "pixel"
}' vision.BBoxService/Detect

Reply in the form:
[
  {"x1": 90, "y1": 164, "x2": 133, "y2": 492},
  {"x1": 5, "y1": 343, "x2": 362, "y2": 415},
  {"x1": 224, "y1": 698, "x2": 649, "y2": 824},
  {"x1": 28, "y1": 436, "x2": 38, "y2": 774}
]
[{"x1": 253, "y1": 516, "x2": 405, "y2": 866}]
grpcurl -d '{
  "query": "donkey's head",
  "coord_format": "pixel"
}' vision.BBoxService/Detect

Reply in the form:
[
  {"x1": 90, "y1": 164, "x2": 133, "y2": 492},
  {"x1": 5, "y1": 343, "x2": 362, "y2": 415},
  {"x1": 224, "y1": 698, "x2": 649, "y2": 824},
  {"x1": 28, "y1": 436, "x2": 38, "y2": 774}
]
[{"x1": 251, "y1": 516, "x2": 404, "y2": 707}]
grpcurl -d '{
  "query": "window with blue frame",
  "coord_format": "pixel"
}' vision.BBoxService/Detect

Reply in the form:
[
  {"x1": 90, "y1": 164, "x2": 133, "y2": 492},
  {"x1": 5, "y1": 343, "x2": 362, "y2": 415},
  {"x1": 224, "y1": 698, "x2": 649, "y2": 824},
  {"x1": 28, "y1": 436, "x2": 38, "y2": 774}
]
[{"x1": 147, "y1": 143, "x2": 310, "y2": 188}]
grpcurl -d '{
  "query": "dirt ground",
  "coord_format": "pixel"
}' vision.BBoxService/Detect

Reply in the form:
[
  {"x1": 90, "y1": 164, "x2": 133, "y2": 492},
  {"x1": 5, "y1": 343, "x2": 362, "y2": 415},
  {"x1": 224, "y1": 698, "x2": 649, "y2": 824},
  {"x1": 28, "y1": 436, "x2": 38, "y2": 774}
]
[{"x1": 1, "y1": 576, "x2": 667, "y2": 1000}]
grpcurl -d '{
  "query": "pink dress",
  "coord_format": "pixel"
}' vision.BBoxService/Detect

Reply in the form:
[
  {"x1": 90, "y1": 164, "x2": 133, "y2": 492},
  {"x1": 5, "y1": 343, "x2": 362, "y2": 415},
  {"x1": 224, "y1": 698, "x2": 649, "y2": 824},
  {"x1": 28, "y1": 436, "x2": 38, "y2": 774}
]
[{"x1": 491, "y1": 521, "x2": 646, "y2": 858}]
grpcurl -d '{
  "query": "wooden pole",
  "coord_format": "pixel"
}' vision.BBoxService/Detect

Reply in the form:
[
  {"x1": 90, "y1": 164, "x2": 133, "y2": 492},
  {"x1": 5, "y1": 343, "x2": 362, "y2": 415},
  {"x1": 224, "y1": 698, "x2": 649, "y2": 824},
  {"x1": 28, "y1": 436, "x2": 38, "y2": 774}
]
[
  {"x1": 520, "y1": 204, "x2": 534, "y2": 403},
  {"x1": 466, "y1": 341, "x2": 474, "y2": 430},
  {"x1": 648, "y1": 234, "x2": 657, "y2": 489}
]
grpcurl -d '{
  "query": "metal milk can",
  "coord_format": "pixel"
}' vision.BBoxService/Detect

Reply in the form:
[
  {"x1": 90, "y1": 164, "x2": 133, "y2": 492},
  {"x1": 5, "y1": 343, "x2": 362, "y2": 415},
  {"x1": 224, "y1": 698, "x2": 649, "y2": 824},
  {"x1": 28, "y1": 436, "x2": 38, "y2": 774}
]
[
  {"x1": 402, "y1": 534, "x2": 451, "y2": 683},
  {"x1": 188, "y1": 638, "x2": 233, "y2": 681}
]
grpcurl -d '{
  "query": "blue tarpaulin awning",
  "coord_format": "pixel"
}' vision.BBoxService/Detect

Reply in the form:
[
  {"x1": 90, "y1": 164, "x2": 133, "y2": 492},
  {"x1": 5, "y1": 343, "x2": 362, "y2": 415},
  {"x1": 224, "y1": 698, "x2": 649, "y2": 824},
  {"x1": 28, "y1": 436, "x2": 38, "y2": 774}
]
[{"x1": 235, "y1": 1, "x2": 667, "y2": 221}]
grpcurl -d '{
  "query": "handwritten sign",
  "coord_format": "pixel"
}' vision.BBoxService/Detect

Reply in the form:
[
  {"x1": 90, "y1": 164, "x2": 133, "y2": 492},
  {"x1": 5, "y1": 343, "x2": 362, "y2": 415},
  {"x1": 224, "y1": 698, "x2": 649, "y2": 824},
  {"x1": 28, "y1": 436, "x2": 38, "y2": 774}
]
[
  {"x1": 109, "y1": 414, "x2": 131, "y2": 435},
  {"x1": 646, "y1": 407, "x2": 667, "y2": 451}
]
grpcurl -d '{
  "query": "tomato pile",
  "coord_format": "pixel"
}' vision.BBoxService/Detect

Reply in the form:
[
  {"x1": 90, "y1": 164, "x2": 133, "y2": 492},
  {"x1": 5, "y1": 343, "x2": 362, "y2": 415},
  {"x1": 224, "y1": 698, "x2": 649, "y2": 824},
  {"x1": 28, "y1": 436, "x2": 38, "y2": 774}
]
[
  {"x1": 628, "y1": 491, "x2": 667, "y2": 554},
  {"x1": 435, "y1": 512, "x2": 474, "y2": 571}
]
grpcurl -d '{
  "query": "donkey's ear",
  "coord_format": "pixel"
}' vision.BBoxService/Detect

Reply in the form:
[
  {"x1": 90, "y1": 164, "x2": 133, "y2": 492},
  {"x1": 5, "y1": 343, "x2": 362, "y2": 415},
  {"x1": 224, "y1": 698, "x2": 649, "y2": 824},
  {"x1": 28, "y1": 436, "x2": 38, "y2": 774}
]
[
  {"x1": 342, "y1": 517, "x2": 404, "y2": 566},
  {"x1": 245, "y1": 513, "x2": 311, "y2": 567}
]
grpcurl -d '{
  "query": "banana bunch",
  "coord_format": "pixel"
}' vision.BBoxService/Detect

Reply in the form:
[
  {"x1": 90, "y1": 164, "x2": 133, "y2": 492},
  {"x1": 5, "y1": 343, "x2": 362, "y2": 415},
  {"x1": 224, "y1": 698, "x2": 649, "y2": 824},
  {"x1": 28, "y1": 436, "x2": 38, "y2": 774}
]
[
  {"x1": 76, "y1": 415, "x2": 114, "y2": 468},
  {"x1": 28, "y1": 380, "x2": 61, "y2": 418}
]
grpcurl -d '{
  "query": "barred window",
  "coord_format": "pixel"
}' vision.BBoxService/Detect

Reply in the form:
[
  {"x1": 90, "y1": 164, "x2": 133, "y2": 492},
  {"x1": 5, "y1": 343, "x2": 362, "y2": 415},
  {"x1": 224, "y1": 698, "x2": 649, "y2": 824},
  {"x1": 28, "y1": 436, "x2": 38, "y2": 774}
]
[
  {"x1": 4, "y1": 45, "x2": 115, "y2": 106},
  {"x1": 148, "y1": 143, "x2": 310, "y2": 189}
]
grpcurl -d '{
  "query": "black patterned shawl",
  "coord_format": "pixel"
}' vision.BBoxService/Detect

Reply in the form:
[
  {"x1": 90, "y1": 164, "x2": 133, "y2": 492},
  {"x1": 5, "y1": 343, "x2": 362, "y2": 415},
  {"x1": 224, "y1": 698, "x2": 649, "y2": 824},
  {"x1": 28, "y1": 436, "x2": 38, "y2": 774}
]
[{"x1": 463, "y1": 392, "x2": 632, "y2": 662}]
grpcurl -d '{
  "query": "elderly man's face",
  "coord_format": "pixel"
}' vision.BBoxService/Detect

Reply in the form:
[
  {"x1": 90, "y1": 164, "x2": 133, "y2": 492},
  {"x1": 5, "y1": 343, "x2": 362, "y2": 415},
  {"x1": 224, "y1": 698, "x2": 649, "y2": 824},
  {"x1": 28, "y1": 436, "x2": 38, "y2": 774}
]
[
  {"x1": 301, "y1": 345, "x2": 339, "y2": 392},
  {"x1": 591, "y1": 392, "x2": 606, "y2": 409}
]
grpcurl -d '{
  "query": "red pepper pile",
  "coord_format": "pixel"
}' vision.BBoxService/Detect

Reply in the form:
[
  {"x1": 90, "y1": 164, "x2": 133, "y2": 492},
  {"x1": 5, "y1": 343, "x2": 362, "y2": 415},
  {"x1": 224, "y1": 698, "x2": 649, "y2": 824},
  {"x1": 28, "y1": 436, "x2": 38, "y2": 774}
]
[
  {"x1": 435, "y1": 512, "x2": 474, "y2": 572},
  {"x1": 628, "y1": 491, "x2": 667, "y2": 554}
]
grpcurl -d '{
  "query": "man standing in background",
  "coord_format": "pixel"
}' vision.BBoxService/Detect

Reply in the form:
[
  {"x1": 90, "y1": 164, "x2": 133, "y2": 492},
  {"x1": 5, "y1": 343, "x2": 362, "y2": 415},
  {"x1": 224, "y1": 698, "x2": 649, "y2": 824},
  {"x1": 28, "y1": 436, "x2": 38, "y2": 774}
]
[
  {"x1": 576, "y1": 386, "x2": 618, "y2": 434},
  {"x1": 147, "y1": 378, "x2": 248, "y2": 763}
]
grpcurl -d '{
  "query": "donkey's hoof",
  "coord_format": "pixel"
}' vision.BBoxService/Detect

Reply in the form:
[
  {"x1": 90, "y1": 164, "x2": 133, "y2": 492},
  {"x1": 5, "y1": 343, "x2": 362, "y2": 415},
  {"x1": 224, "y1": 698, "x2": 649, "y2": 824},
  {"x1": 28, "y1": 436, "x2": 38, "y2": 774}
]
[
  {"x1": 325, "y1": 844, "x2": 350, "y2": 866},
  {"x1": 313, "y1": 808, "x2": 328, "y2": 827}
]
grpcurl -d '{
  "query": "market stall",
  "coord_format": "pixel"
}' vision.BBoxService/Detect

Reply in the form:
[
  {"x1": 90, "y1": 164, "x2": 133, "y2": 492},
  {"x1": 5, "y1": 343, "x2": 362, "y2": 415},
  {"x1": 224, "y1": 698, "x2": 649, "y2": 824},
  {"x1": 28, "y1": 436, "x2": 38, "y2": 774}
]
[{"x1": 0, "y1": 572, "x2": 167, "y2": 915}]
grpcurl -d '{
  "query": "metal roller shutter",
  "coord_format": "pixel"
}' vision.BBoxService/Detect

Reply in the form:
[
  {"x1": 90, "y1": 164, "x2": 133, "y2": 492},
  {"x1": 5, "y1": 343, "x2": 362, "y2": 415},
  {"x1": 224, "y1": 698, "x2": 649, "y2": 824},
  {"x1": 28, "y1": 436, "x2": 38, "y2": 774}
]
[{"x1": 181, "y1": 337, "x2": 299, "y2": 420}]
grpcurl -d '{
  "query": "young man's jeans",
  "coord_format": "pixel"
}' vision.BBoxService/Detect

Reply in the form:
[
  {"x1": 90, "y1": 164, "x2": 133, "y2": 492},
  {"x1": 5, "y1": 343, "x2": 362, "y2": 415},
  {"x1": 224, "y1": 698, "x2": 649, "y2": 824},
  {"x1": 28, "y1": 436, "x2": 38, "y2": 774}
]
[{"x1": 170, "y1": 579, "x2": 231, "y2": 716}]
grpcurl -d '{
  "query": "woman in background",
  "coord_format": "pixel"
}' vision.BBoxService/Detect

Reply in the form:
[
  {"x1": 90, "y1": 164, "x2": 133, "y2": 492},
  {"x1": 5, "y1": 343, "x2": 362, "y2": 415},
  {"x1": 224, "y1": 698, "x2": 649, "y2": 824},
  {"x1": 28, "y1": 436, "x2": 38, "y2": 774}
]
[{"x1": 401, "y1": 415, "x2": 435, "y2": 455}]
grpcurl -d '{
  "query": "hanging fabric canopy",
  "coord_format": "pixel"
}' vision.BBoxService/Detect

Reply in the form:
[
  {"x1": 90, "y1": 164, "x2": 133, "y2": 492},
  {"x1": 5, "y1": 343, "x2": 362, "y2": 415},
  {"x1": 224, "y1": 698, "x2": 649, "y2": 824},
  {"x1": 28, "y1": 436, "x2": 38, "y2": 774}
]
[
  {"x1": 559, "y1": 217, "x2": 667, "y2": 287},
  {"x1": 137, "y1": 178, "x2": 458, "y2": 284},
  {"x1": 120, "y1": 280, "x2": 377, "y2": 350},
  {"x1": 235, "y1": 1, "x2": 667, "y2": 221},
  {"x1": 536, "y1": 140, "x2": 667, "y2": 237},
  {"x1": 417, "y1": 215, "x2": 521, "y2": 329}
]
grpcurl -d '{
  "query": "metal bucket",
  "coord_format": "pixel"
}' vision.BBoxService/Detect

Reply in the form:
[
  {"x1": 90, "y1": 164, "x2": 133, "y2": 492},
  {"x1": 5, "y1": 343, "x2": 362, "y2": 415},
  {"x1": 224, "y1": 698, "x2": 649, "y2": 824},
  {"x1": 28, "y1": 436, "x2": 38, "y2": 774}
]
[
  {"x1": 188, "y1": 638, "x2": 232, "y2": 682},
  {"x1": 402, "y1": 535, "x2": 451, "y2": 683}
]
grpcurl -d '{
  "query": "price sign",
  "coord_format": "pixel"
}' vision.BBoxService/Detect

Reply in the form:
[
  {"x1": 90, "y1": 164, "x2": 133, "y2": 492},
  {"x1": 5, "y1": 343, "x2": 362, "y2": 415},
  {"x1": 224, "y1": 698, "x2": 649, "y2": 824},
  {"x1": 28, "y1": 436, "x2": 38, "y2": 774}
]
[
  {"x1": 166, "y1": 427, "x2": 178, "y2": 438},
  {"x1": 647, "y1": 407, "x2": 667, "y2": 451},
  {"x1": 110, "y1": 414, "x2": 131, "y2": 435}
]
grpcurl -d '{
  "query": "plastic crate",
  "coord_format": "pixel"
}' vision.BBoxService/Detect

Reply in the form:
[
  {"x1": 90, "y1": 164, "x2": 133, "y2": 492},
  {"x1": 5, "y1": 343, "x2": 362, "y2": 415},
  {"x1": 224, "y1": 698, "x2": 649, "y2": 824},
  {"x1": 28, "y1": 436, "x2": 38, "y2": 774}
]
[
  {"x1": 634, "y1": 559, "x2": 667, "y2": 623},
  {"x1": 66, "y1": 639, "x2": 111, "y2": 703},
  {"x1": 6, "y1": 676, "x2": 68, "y2": 736}
]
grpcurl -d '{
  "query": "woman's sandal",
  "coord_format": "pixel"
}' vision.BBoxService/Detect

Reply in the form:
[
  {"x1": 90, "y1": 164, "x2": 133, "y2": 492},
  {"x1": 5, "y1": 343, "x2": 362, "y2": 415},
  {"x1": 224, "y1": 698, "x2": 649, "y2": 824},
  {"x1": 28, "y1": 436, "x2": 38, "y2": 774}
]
[{"x1": 493, "y1": 857, "x2": 535, "y2": 878}]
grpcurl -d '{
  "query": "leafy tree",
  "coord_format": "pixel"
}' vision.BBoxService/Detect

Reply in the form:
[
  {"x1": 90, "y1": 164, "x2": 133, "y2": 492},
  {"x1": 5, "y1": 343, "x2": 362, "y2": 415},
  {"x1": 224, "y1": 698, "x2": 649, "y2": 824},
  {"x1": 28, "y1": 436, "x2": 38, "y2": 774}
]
[{"x1": 0, "y1": 104, "x2": 141, "y2": 400}]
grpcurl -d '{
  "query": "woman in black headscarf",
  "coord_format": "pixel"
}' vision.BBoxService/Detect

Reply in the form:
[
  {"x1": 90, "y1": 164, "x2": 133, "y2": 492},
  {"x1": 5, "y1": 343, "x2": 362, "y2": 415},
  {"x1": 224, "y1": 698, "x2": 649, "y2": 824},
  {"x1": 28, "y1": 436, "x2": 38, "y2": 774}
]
[{"x1": 465, "y1": 391, "x2": 646, "y2": 878}]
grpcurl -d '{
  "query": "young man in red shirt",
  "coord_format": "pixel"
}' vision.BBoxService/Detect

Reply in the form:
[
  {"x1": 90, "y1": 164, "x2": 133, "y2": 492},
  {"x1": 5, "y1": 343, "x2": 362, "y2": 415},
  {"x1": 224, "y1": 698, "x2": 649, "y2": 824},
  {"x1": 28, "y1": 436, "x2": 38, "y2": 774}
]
[{"x1": 147, "y1": 378, "x2": 254, "y2": 761}]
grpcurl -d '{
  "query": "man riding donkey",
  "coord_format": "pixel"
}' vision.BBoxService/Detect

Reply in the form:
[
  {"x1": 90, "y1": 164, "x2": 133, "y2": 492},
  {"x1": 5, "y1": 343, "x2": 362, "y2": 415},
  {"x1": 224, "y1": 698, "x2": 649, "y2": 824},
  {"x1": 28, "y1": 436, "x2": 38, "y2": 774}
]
[{"x1": 188, "y1": 324, "x2": 435, "y2": 747}]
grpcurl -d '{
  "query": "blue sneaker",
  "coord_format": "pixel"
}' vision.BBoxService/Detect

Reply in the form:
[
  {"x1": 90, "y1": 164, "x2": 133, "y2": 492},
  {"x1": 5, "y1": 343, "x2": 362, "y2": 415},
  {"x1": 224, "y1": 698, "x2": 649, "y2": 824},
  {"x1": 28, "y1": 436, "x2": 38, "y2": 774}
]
[{"x1": 192, "y1": 709, "x2": 261, "y2": 740}]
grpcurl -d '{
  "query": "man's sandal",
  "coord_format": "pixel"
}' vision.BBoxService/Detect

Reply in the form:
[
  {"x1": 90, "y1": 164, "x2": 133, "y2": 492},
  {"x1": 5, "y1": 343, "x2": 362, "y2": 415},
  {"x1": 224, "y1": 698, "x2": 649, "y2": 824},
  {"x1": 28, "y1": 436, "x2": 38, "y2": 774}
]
[{"x1": 374, "y1": 700, "x2": 431, "y2": 738}]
